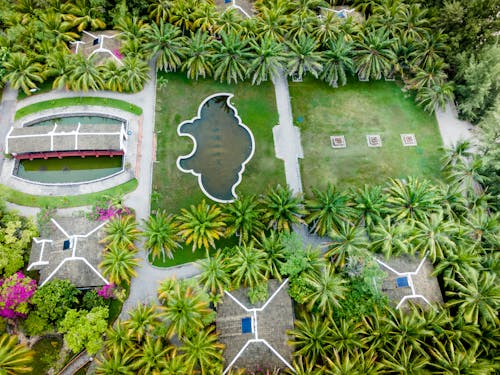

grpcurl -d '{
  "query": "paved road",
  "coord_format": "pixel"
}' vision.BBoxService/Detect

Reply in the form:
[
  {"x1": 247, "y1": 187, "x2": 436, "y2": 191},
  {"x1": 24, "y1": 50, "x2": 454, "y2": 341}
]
[{"x1": 272, "y1": 71, "x2": 304, "y2": 195}]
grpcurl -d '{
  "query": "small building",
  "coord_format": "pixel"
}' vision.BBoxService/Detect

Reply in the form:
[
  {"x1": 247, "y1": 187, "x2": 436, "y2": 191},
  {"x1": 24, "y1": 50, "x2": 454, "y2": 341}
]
[
  {"x1": 216, "y1": 279, "x2": 295, "y2": 374},
  {"x1": 71, "y1": 30, "x2": 124, "y2": 66},
  {"x1": 28, "y1": 215, "x2": 109, "y2": 288},
  {"x1": 5, "y1": 123, "x2": 127, "y2": 160},
  {"x1": 376, "y1": 254, "x2": 443, "y2": 310}
]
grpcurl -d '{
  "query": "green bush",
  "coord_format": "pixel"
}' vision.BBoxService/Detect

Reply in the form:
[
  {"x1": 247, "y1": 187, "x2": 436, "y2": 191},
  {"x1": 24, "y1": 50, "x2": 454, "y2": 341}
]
[{"x1": 248, "y1": 282, "x2": 269, "y2": 305}]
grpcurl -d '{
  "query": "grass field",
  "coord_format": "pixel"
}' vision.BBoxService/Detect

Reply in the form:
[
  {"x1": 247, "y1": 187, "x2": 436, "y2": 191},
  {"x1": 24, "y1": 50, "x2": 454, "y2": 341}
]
[
  {"x1": 289, "y1": 77, "x2": 443, "y2": 193},
  {"x1": 153, "y1": 72, "x2": 285, "y2": 212}
]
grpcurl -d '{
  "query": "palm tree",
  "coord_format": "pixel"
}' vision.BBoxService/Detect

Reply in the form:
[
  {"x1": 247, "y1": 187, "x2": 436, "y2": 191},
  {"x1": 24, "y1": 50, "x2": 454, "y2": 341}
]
[
  {"x1": 102, "y1": 215, "x2": 141, "y2": 249},
  {"x1": 45, "y1": 51, "x2": 75, "y2": 90},
  {"x1": 125, "y1": 303, "x2": 162, "y2": 343},
  {"x1": 100, "y1": 60, "x2": 124, "y2": 92},
  {"x1": 161, "y1": 283, "x2": 213, "y2": 338},
  {"x1": 353, "y1": 27, "x2": 396, "y2": 80},
  {"x1": 410, "y1": 211, "x2": 458, "y2": 262},
  {"x1": 411, "y1": 30, "x2": 448, "y2": 70},
  {"x1": 302, "y1": 263, "x2": 347, "y2": 314},
  {"x1": 386, "y1": 177, "x2": 439, "y2": 222},
  {"x1": 352, "y1": 184, "x2": 388, "y2": 229},
  {"x1": 362, "y1": 307, "x2": 393, "y2": 350},
  {"x1": 415, "y1": 81, "x2": 455, "y2": 113},
  {"x1": 369, "y1": 217, "x2": 411, "y2": 258},
  {"x1": 0, "y1": 334, "x2": 33, "y2": 374},
  {"x1": 38, "y1": 11, "x2": 78, "y2": 50},
  {"x1": 95, "y1": 348, "x2": 136, "y2": 375},
  {"x1": 181, "y1": 29, "x2": 215, "y2": 80},
  {"x1": 255, "y1": 231, "x2": 286, "y2": 281},
  {"x1": 433, "y1": 244, "x2": 481, "y2": 280},
  {"x1": 193, "y1": 2, "x2": 218, "y2": 33},
  {"x1": 143, "y1": 210, "x2": 181, "y2": 261},
  {"x1": 197, "y1": 250, "x2": 230, "y2": 295},
  {"x1": 380, "y1": 345, "x2": 429, "y2": 375},
  {"x1": 400, "y1": 2, "x2": 429, "y2": 41},
  {"x1": 99, "y1": 245, "x2": 140, "y2": 286},
  {"x1": 305, "y1": 184, "x2": 355, "y2": 236},
  {"x1": 447, "y1": 156, "x2": 485, "y2": 194},
  {"x1": 104, "y1": 320, "x2": 132, "y2": 354},
  {"x1": 148, "y1": 0, "x2": 173, "y2": 24},
  {"x1": 441, "y1": 140, "x2": 473, "y2": 171},
  {"x1": 213, "y1": 31, "x2": 251, "y2": 84},
  {"x1": 143, "y1": 20, "x2": 186, "y2": 72},
  {"x1": 287, "y1": 12, "x2": 316, "y2": 41},
  {"x1": 120, "y1": 56, "x2": 150, "y2": 93},
  {"x1": 285, "y1": 34, "x2": 324, "y2": 80},
  {"x1": 436, "y1": 181, "x2": 467, "y2": 220},
  {"x1": 289, "y1": 356, "x2": 323, "y2": 375},
  {"x1": 324, "y1": 221, "x2": 368, "y2": 269},
  {"x1": 114, "y1": 15, "x2": 147, "y2": 43},
  {"x1": 223, "y1": 195, "x2": 264, "y2": 245},
  {"x1": 328, "y1": 318, "x2": 366, "y2": 355},
  {"x1": 463, "y1": 209, "x2": 499, "y2": 250},
  {"x1": 229, "y1": 243, "x2": 268, "y2": 289},
  {"x1": 247, "y1": 35, "x2": 286, "y2": 85},
  {"x1": 314, "y1": 10, "x2": 341, "y2": 46},
  {"x1": 132, "y1": 336, "x2": 170, "y2": 374},
  {"x1": 255, "y1": 5, "x2": 288, "y2": 42},
  {"x1": 445, "y1": 269, "x2": 500, "y2": 327},
  {"x1": 324, "y1": 349, "x2": 382, "y2": 374},
  {"x1": 260, "y1": 185, "x2": 306, "y2": 233},
  {"x1": 66, "y1": 0, "x2": 106, "y2": 31},
  {"x1": 288, "y1": 312, "x2": 332, "y2": 364},
  {"x1": 215, "y1": 8, "x2": 243, "y2": 35},
  {"x1": 169, "y1": 0, "x2": 198, "y2": 33},
  {"x1": 176, "y1": 199, "x2": 226, "y2": 253},
  {"x1": 180, "y1": 326, "x2": 224, "y2": 375},
  {"x1": 69, "y1": 54, "x2": 104, "y2": 92},
  {"x1": 163, "y1": 351, "x2": 188, "y2": 375},
  {"x1": 321, "y1": 38, "x2": 355, "y2": 87},
  {"x1": 2, "y1": 52, "x2": 43, "y2": 95},
  {"x1": 407, "y1": 59, "x2": 449, "y2": 90}
]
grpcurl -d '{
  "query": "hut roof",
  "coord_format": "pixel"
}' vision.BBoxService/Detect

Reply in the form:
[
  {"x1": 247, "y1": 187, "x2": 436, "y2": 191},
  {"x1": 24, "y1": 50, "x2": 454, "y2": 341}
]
[
  {"x1": 216, "y1": 279, "x2": 294, "y2": 374},
  {"x1": 28, "y1": 215, "x2": 109, "y2": 288},
  {"x1": 6, "y1": 123, "x2": 125, "y2": 155},
  {"x1": 71, "y1": 30, "x2": 123, "y2": 66}
]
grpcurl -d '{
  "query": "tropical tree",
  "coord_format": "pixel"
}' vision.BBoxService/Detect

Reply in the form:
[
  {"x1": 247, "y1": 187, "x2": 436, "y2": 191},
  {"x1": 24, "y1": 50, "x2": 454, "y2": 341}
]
[
  {"x1": 287, "y1": 12, "x2": 316, "y2": 41},
  {"x1": 463, "y1": 208, "x2": 499, "y2": 250},
  {"x1": 441, "y1": 140, "x2": 473, "y2": 171},
  {"x1": 285, "y1": 34, "x2": 324, "y2": 80},
  {"x1": 69, "y1": 54, "x2": 104, "y2": 92},
  {"x1": 352, "y1": 184, "x2": 388, "y2": 229},
  {"x1": 114, "y1": 15, "x2": 147, "y2": 43},
  {"x1": 100, "y1": 60, "x2": 124, "y2": 92},
  {"x1": 353, "y1": 27, "x2": 396, "y2": 80},
  {"x1": 321, "y1": 38, "x2": 355, "y2": 87},
  {"x1": 124, "y1": 303, "x2": 161, "y2": 343},
  {"x1": 181, "y1": 29, "x2": 215, "y2": 80},
  {"x1": 95, "y1": 348, "x2": 135, "y2": 375},
  {"x1": 132, "y1": 336, "x2": 170, "y2": 374},
  {"x1": 415, "y1": 80, "x2": 455, "y2": 113},
  {"x1": 247, "y1": 35, "x2": 286, "y2": 85},
  {"x1": 288, "y1": 312, "x2": 332, "y2": 364},
  {"x1": 120, "y1": 56, "x2": 150, "y2": 92},
  {"x1": 255, "y1": 4, "x2": 288, "y2": 42},
  {"x1": 148, "y1": 0, "x2": 173, "y2": 24},
  {"x1": 369, "y1": 217, "x2": 411, "y2": 258},
  {"x1": 314, "y1": 9, "x2": 341, "y2": 45},
  {"x1": 386, "y1": 177, "x2": 439, "y2": 222},
  {"x1": 324, "y1": 221, "x2": 368, "y2": 268},
  {"x1": 213, "y1": 31, "x2": 252, "y2": 84},
  {"x1": 411, "y1": 30, "x2": 448, "y2": 70},
  {"x1": 104, "y1": 320, "x2": 132, "y2": 354},
  {"x1": 215, "y1": 8, "x2": 243, "y2": 35},
  {"x1": 180, "y1": 326, "x2": 224, "y2": 375},
  {"x1": 102, "y1": 215, "x2": 141, "y2": 250},
  {"x1": 161, "y1": 283, "x2": 213, "y2": 338},
  {"x1": 260, "y1": 185, "x2": 306, "y2": 233},
  {"x1": 445, "y1": 269, "x2": 500, "y2": 327},
  {"x1": 223, "y1": 195, "x2": 264, "y2": 245},
  {"x1": 143, "y1": 210, "x2": 181, "y2": 261},
  {"x1": 2, "y1": 52, "x2": 43, "y2": 95},
  {"x1": 193, "y1": 2, "x2": 218, "y2": 33},
  {"x1": 37, "y1": 11, "x2": 78, "y2": 49},
  {"x1": 302, "y1": 263, "x2": 347, "y2": 314},
  {"x1": 99, "y1": 245, "x2": 140, "y2": 286},
  {"x1": 433, "y1": 244, "x2": 481, "y2": 280},
  {"x1": 176, "y1": 199, "x2": 226, "y2": 253},
  {"x1": 66, "y1": 0, "x2": 106, "y2": 31},
  {"x1": 229, "y1": 243, "x2": 268, "y2": 289},
  {"x1": 45, "y1": 51, "x2": 75, "y2": 90},
  {"x1": 255, "y1": 231, "x2": 286, "y2": 281},
  {"x1": 447, "y1": 156, "x2": 486, "y2": 195},
  {"x1": 380, "y1": 345, "x2": 429, "y2": 375},
  {"x1": 143, "y1": 20, "x2": 186, "y2": 72},
  {"x1": 197, "y1": 250, "x2": 230, "y2": 295},
  {"x1": 323, "y1": 349, "x2": 382, "y2": 375},
  {"x1": 0, "y1": 334, "x2": 33, "y2": 374},
  {"x1": 305, "y1": 184, "x2": 355, "y2": 236}
]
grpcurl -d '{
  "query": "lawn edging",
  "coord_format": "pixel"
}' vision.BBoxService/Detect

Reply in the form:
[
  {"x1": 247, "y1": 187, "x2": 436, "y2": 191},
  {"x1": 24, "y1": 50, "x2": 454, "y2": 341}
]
[
  {"x1": 15, "y1": 97, "x2": 143, "y2": 120},
  {"x1": 0, "y1": 178, "x2": 138, "y2": 208}
]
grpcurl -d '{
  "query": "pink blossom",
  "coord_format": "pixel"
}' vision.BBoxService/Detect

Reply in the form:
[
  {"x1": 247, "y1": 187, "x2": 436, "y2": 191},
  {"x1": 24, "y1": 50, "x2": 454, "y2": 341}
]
[{"x1": 0, "y1": 272, "x2": 37, "y2": 319}]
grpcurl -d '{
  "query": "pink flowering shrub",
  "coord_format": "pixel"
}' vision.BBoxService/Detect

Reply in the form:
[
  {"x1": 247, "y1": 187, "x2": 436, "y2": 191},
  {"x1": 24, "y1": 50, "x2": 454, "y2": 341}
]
[
  {"x1": 97, "y1": 283, "x2": 115, "y2": 299},
  {"x1": 0, "y1": 272, "x2": 37, "y2": 319},
  {"x1": 89, "y1": 197, "x2": 131, "y2": 221},
  {"x1": 113, "y1": 49, "x2": 123, "y2": 60}
]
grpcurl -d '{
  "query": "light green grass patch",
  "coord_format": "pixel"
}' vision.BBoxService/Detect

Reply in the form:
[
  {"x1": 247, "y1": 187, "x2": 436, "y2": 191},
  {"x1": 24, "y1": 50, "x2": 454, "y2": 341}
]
[
  {"x1": 15, "y1": 97, "x2": 143, "y2": 120},
  {"x1": 153, "y1": 72, "x2": 285, "y2": 212},
  {"x1": 290, "y1": 77, "x2": 443, "y2": 193}
]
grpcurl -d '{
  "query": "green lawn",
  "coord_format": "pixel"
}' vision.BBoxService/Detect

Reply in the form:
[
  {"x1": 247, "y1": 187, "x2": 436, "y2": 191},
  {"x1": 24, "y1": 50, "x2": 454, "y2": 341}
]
[
  {"x1": 289, "y1": 77, "x2": 443, "y2": 193},
  {"x1": 153, "y1": 72, "x2": 285, "y2": 212},
  {"x1": 15, "y1": 97, "x2": 143, "y2": 120},
  {"x1": 0, "y1": 178, "x2": 137, "y2": 207}
]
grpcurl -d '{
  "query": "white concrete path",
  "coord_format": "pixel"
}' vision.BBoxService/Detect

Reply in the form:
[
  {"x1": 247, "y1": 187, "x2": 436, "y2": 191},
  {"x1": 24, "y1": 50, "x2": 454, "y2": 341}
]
[
  {"x1": 272, "y1": 71, "x2": 304, "y2": 195},
  {"x1": 435, "y1": 101, "x2": 476, "y2": 148}
]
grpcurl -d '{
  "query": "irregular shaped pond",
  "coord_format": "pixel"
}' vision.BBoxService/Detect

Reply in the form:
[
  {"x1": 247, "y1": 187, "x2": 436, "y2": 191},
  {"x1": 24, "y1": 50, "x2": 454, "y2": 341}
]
[{"x1": 176, "y1": 93, "x2": 255, "y2": 203}]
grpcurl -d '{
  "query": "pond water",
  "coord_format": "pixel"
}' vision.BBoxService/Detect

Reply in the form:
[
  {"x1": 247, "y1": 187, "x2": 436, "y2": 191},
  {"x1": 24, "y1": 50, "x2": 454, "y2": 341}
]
[
  {"x1": 15, "y1": 156, "x2": 123, "y2": 184},
  {"x1": 177, "y1": 94, "x2": 254, "y2": 202}
]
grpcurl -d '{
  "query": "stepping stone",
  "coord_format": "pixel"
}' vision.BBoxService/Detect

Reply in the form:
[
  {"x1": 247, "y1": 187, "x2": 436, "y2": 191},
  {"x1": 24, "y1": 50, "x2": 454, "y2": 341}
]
[
  {"x1": 401, "y1": 134, "x2": 417, "y2": 146},
  {"x1": 330, "y1": 135, "x2": 346, "y2": 148},
  {"x1": 366, "y1": 134, "x2": 382, "y2": 147}
]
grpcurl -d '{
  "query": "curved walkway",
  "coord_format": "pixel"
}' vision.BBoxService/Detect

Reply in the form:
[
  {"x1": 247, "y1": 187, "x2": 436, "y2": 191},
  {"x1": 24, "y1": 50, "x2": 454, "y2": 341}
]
[{"x1": 435, "y1": 101, "x2": 476, "y2": 148}]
